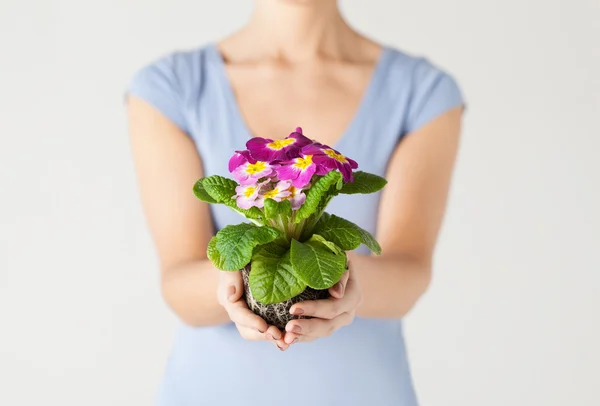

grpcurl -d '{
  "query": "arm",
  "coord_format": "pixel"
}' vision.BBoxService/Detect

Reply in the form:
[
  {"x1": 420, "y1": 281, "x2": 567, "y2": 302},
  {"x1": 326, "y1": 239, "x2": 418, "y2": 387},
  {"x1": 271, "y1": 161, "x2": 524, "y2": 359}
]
[
  {"x1": 127, "y1": 95, "x2": 227, "y2": 326},
  {"x1": 283, "y1": 107, "x2": 463, "y2": 343},
  {"x1": 127, "y1": 96, "x2": 290, "y2": 350},
  {"x1": 354, "y1": 106, "x2": 463, "y2": 318}
]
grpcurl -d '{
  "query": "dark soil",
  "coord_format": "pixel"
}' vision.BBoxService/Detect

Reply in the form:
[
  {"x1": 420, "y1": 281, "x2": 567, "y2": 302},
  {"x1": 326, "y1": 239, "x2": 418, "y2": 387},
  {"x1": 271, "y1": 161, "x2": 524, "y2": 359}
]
[{"x1": 241, "y1": 265, "x2": 330, "y2": 330}]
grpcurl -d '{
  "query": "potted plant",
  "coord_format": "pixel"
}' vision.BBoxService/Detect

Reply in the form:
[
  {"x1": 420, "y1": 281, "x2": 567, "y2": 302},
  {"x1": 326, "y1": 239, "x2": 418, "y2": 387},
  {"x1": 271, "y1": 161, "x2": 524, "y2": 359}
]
[{"x1": 193, "y1": 127, "x2": 387, "y2": 329}]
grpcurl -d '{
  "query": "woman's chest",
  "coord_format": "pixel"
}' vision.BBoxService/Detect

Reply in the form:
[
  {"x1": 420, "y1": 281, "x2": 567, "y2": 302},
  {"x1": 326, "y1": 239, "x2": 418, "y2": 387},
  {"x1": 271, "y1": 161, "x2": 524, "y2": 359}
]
[{"x1": 222, "y1": 63, "x2": 375, "y2": 145}]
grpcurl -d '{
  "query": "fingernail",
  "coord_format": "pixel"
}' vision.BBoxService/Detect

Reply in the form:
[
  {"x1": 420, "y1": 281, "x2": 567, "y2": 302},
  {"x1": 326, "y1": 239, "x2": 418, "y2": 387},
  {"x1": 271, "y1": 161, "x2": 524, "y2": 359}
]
[
  {"x1": 286, "y1": 325, "x2": 302, "y2": 333},
  {"x1": 266, "y1": 333, "x2": 274, "y2": 341},
  {"x1": 335, "y1": 282, "x2": 344, "y2": 296},
  {"x1": 291, "y1": 307, "x2": 304, "y2": 315},
  {"x1": 278, "y1": 345, "x2": 286, "y2": 352},
  {"x1": 293, "y1": 337, "x2": 298, "y2": 344},
  {"x1": 227, "y1": 286, "x2": 236, "y2": 302}
]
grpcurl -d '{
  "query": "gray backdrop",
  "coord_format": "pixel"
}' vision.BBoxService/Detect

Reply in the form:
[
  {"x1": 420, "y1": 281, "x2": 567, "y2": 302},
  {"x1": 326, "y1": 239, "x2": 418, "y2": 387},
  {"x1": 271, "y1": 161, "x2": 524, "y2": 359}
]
[{"x1": 1, "y1": 0, "x2": 599, "y2": 405}]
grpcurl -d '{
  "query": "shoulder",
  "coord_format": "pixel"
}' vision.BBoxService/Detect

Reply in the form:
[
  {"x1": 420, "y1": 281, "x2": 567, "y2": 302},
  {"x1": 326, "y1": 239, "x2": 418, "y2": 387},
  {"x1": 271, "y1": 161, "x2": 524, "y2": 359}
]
[
  {"x1": 383, "y1": 46, "x2": 462, "y2": 96},
  {"x1": 128, "y1": 45, "x2": 211, "y2": 94},
  {"x1": 383, "y1": 46, "x2": 465, "y2": 134},
  {"x1": 125, "y1": 44, "x2": 213, "y2": 133}
]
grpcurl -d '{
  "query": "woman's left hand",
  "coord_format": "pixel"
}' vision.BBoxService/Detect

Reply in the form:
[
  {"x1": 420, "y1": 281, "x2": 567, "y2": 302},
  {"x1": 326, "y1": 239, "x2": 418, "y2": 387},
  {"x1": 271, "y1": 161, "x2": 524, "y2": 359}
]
[{"x1": 282, "y1": 266, "x2": 362, "y2": 344}]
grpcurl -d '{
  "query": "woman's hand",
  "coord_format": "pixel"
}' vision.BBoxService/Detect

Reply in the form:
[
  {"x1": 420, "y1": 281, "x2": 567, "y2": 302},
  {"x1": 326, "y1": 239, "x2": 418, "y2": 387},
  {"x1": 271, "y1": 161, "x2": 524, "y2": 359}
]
[
  {"x1": 218, "y1": 272, "x2": 290, "y2": 351},
  {"x1": 283, "y1": 267, "x2": 362, "y2": 344}
]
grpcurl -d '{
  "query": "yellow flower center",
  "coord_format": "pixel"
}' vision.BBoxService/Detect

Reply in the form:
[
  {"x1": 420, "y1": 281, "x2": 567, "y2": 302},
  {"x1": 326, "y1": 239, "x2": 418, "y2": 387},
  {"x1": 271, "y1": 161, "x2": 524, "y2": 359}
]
[
  {"x1": 245, "y1": 161, "x2": 267, "y2": 174},
  {"x1": 267, "y1": 138, "x2": 295, "y2": 150},
  {"x1": 243, "y1": 186, "x2": 257, "y2": 198},
  {"x1": 294, "y1": 155, "x2": 313, "y2": 170},
  {"x1": 263, "y1": 188, "x2": 280, "y2": 199},
  {"x1": 323, "y1": 149, "x2": 347, "y2": 163}
]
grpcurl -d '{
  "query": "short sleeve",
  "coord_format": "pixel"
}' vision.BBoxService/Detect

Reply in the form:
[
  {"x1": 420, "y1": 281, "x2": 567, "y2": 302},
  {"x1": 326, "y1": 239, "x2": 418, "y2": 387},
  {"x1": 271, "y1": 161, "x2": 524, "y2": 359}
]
[
  {"x1": 404, "y1": 59, "x2": 465, "y2": 134},
  {"x1": 126, "y1": 54, "x2": 189, "y2": 134}
]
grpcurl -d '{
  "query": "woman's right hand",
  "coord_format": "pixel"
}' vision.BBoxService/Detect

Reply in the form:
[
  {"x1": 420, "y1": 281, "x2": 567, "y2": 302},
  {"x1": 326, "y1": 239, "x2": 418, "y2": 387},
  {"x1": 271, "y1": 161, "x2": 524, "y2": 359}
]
[{"x1": 217, "y1": 272, "x2": 290, "y2": 351}]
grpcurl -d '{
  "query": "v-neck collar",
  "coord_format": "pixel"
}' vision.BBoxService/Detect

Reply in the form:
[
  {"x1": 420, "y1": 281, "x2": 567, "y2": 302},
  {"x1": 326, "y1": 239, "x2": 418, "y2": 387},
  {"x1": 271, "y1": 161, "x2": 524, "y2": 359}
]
[{"x1": 208, "y1": 42, "x2": 390, "y2": 151}]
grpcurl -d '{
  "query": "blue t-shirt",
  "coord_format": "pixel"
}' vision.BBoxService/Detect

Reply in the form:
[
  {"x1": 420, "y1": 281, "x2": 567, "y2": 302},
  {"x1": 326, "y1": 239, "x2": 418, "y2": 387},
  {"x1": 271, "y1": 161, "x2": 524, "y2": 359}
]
[{"x1": 127, "y1": 43, "x2": 464, "y2": 406}]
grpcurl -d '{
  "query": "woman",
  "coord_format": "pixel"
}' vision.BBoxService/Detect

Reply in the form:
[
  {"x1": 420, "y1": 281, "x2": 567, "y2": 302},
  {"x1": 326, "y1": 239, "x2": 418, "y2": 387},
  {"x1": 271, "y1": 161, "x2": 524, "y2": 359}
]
[{"x1": 126, "y1": 0, "x2": 464, "y2": 404}]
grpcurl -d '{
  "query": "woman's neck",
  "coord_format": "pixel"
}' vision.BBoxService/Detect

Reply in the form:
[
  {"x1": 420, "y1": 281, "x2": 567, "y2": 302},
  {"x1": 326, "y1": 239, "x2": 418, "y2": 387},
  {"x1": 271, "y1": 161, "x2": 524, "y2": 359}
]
[{"x1": 237, "y1": 0, "x2": 357, "y2": 62}]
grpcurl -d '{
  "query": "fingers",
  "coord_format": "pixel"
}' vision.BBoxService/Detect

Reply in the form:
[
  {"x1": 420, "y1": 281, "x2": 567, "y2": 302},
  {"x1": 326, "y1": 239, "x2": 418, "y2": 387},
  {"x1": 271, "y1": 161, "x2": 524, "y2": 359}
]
[
  {"x1": 290, "y1": 284, "x2": 361, "y2": 320},
  {"x1": 237, "y1": 324, "x2": 289, "y2": 350},
  {"x1": 236, "y1": 325, "x2": 266, "y2": 341},
  {"x1": 283, "y1": 312, "x2": 354, "y2": 344},
  {"x1": 226, "y1": 300, "x2": 269, "y2": 333},
  {"x1": 263, "y1": 325, "x2": 291, "y2": 351},
  {"x1": 328, "y1": 269, "x2": 350, "y2": 299},
  {"x1": 283, "y1": 332, "x2": 315, "y2": 344}
]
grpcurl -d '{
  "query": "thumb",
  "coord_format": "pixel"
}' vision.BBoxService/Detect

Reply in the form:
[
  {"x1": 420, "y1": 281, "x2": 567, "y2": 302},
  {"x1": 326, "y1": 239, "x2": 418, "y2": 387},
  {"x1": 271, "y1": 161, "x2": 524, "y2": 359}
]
[
  {"x1": 220, "y1": 271, "x2": 244, "y2": 303},
  {"x1": 329, "y1": 269, "x2": 350, "y2": 299}
]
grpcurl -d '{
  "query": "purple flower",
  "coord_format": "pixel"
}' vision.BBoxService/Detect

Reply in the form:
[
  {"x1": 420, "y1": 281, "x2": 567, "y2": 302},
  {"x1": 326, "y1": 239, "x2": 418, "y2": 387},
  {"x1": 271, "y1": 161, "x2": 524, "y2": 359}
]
[
  {"x1": 228, "y1": 150, "x2": 256, "y2": 173},
  {"x1": 232, "y1": 161, "x2": 275, "y2": 186},
  {"x1": 246, "y1": 129, "x2": 312, "y2": 162},
  {"x1": 256, "y1": 180, "x2": 292, "y2": 208},
  {"x1": 301, "y1": 143, "x2": 358, "y2": 182},
  {"x1": 277, "y1": 154, "x2": 319, "y2": 188}
]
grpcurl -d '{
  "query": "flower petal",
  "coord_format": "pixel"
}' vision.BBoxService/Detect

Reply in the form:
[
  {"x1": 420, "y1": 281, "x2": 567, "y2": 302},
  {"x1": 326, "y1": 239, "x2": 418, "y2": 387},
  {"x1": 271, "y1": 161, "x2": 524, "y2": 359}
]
[
  {"x1": 301, "y1": 144, "x2": 324, "y2": 156},
  {"x1": 315, "y1": 164, "x2": 332, "y2": 176},
  {"x1": 347, "y1": 157, "x2": 359, "y2": 169},
  {"x1": 288, "y1": 131, "x2": 312, "y2": 148},
  {"x1": 228, "y1": 153, "x2": 246, "y2": 173},
  {"x1": 236, "y1": 196, "x2": 256, "y2": 209},
  {"x1": 336, "y1": 161, "x2": 353, "y2": 183},
  {"x1": 277, "y1": 164, "x2": 301, "y2": 181},
  {"x1": 292, "y1": 165, "x2": 316, "y2": 188},
  {"x1": 290, "y1": 191, "x2": 306, "y2": 210}
]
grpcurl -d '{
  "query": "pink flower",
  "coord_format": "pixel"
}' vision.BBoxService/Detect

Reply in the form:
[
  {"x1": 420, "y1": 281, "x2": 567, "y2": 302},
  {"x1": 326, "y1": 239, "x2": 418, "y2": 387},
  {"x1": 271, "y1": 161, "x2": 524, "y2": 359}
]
[
  {"x1": 277, "y1": 154, "x2": 318, "y2": 188},
  {"x1": 256, "y1": 180, "x2": 292, "y2": 208},
  {"x1": 284, "y1": 185, "x2": 306, "y2": 210},
  {"x1": 301, "y1": 143, "x2": 358, "y2": 182},
  {"x1": 246, "y1": 128, "x2": 312, "y2": 162},
  {"x1": 228, "y1": 150, "x2": 256, "y2": 173},
  {"x1": 233, "y1": 184, "x2": 261, "y2": 209},
  {"x1": 232, "y1": 161, "x2": 275, "y2": 186}
]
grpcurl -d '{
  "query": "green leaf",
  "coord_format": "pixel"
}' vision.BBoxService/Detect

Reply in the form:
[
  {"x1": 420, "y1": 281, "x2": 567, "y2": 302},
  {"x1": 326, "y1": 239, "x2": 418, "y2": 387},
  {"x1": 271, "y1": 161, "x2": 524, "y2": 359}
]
[
  {"x1": 201, "y1": 175, "x2": 237, "y2": 202},
  {"x1": 313, "y1": 213, "x2": 382, "y2": 255},
  {"x1": 295, "y1": 171, "x2": 343, "y2": 222},
  {"x1": 249, "y1": 245, "x2": 307, "y2": 304},
  {"x1": 290, "y1": 239, "x2": 347, "y2": 290},
  {"x1": 200, "y1": 175, "x2": 263, "y2": 220},
  {"x1": 213, "y1": 224, "x2": 280, "y2": 271},
  {"x1": 206, "y1": 236, "x2": 227, "y2": 270},
  {"x1": 225, "y1": 200, "x2": 264, "y2": 220},
  {"x1": 339, "y1": 171, "x2": 387, "y2": 195},
  {"x1": 193, "y1": 179, "x2": 218, "y2": 204},
  {"x1": 263, "y1": 198, "x2": 292, "y2": 220},
  {"x1": 309, "y1": 234, "x2": 345, "y2": 256}
]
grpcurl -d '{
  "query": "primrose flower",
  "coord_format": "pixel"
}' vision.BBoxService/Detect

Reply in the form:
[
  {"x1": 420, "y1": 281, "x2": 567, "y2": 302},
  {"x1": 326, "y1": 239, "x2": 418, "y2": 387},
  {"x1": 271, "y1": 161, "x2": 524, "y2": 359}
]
[
  {"x1": 233, "y1": 183, "x2": 261, "y2": 209},
  {"x1": 228, "y1": 150, "x2": 256, "y2": 173},
  {"x1": 232, "y1": 160, "x2": 275, "y2": 186},
  {"x1": 277, "y1": 154, "x2": 319, "y2": 188},
  {"x1": 284, "y1": 185, "x2": 306, "y2": 210},
  {"x1": 256, "y1": 180, "x2": 292, "y2": 208},
  {"x1": 246, "y1": 129, "x2": 312, "y2": 162},
  {"x1": 302, "y1": 143, "x2": 358, "y2": 182}
]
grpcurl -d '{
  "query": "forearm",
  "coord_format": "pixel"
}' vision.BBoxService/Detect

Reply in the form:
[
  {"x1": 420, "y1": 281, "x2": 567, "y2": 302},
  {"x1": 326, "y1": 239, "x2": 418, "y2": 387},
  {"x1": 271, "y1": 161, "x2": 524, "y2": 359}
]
[
  {"x1": 161, "y1": 259, "x2": 230, "y2": 327},
  {"x1": 350, "y1": 252, "x2": 432, "y2": 319}
]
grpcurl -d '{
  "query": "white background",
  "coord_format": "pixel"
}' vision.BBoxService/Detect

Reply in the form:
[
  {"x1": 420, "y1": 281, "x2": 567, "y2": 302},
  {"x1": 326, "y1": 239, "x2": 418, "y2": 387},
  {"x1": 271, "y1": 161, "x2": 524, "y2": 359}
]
[{"x1": 1, "y1": 0, "x2": 599, "y2": 405}]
